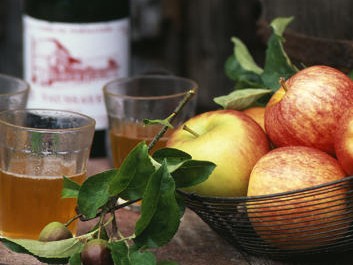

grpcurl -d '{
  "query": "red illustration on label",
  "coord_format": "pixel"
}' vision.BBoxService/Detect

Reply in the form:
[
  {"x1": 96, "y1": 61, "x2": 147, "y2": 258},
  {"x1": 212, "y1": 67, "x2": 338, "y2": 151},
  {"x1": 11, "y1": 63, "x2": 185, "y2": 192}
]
[{"x1": 30, "y1": 38, "x2": 120, "y2": 86}]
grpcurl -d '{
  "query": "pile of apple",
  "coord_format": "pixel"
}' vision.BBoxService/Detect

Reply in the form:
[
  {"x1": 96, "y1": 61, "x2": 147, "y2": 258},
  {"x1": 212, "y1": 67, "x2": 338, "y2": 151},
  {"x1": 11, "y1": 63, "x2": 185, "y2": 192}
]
[{"x1": 167, "y1": 65, "x2": 353, "y2": 250}]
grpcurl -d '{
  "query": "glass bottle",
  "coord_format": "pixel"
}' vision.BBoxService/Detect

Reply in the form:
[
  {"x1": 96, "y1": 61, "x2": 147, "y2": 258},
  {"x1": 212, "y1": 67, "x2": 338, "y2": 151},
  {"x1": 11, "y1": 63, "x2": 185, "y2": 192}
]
[{"x1": 23, "y1": 0, "x2": 130, "y2": 157}]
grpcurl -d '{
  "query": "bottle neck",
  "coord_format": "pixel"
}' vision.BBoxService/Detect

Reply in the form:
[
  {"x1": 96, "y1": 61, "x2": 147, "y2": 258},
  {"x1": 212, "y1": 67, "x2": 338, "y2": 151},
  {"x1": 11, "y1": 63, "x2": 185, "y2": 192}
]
[{"x1": 24, "y1": 0, "x2": 129, "y2": 22}]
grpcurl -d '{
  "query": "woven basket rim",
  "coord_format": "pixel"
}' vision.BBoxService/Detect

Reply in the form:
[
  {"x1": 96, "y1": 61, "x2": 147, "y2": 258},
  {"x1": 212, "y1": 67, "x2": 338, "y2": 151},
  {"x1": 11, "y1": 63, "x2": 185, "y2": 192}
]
[{"x1": 177, "y1": 175, "x2": 353, "y2": 202}]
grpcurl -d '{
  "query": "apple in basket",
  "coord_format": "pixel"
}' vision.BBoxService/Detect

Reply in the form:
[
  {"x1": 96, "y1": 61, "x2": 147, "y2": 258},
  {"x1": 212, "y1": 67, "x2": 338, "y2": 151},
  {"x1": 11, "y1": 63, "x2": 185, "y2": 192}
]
[
  {"x1": 265, "y1": 65, "x2": 353, "y2": 155},
  {"x1": 335, "y1": 107, "x2": 353, "y2": 175},
  {"x1": 166, "y1": 109, "x2": 270, "y2": 197},
  {"x1": 243, "y1": 106, "x2": 265, "y2": 131},
  {"x1": 247, "y1": 146, "x2": 350, "y2": 250}
]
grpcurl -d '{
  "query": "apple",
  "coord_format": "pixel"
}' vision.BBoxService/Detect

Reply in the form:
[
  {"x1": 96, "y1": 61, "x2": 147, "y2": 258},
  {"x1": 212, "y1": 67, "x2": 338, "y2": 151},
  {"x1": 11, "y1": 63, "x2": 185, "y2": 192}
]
[
  {"x1": 265, "y1": 65, "x2": 353, "y2": 155},
  {"x1": 243, "y1": 106, "x2": 265, "y2": 131},
  {"x1": 247, "y1": 146, "x2": 349, "y2": 249},
  {"x1": 334, "y1": 107, "x2": 353, "y2": 175},
  {"x1": 166, "y1": 109, "x2": 270, "y2": 197}
]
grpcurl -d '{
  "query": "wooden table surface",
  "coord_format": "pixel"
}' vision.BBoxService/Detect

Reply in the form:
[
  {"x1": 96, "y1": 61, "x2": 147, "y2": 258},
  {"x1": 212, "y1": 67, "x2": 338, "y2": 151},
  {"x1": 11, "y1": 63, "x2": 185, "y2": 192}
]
[{"x1": 1, "y1": 158, "x2": 353, "y2": 265}]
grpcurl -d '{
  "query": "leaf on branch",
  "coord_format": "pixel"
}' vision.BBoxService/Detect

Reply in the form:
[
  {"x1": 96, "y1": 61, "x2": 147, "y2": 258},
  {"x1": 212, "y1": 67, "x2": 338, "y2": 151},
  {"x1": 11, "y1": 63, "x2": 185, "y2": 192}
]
[
  {"x1": 213, "y1": 88, "x2": 272, "y2": 110},
  {"x1": 109, "y1": 142, "x2": 156, "y2": 201},
  {"x1": 143, "y1": 118, "x2": 173, "y2": 129},
  {"x1": 62, "y1": 176, "x2": 81, "y2": 199},
  {"x1": 130, "y1": 250, "x2": 157, "y2": 265},
  {"x1": 261, "y1": 16, "x2": 298, "y2": 90},
  {"x1": 222, "y1": 16, "x2": 298, "y2": 109},
  {"x1": 77, "y1": 169, "x2": 118, "y2": 219},
  {"x1": 109, "y1": 241, "x2": 131, "y2": 265},
  {"x1": 152, "y1": 147, "x2": 192, "y2": 172},
  {"x1": 110, "y1": 241, "x2": 159, "y2": 265},
  {"x1": 0, "y1": 236, "x2": 84, "y2": 264},
  {"x1": 171, "y1": 160, "x2": 216, "y2": 188},
  {"x1": 69, "y1": 252, "x2": 81, "y2": 265},
  {"x1": 224, "y1": 44, "x2": 263, "y2": 89},
  {"x1": 231, "y1": 37, "x2": 263, "y2": 75},
  {"x1": 134, "y1": 161, "x2": 181, "y2": 248}
]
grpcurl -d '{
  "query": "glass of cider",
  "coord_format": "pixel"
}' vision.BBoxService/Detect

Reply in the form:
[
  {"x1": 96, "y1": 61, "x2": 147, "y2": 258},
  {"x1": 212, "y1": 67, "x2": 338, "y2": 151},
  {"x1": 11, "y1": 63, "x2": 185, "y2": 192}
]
[
  {"x1": 103, "y1": 75, "x2": 198, "y2": 168},
  {"x1": 0, "y1": 109, "x2": 95, "y2": 239}
]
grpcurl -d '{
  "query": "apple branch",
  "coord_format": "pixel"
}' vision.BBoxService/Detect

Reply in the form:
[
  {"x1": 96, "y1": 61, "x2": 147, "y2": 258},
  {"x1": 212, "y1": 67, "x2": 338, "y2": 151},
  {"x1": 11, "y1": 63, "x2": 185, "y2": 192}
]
[{"x1": 147, "y1": 89, "x2": 196, "y2": 152}]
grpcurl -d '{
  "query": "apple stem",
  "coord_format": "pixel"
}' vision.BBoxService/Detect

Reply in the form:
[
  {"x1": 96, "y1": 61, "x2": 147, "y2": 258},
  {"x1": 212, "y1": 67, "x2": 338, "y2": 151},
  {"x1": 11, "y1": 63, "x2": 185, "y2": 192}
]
[
  {"x1": 279, "y1": 77, "x2": 288, "y2": 91},
  {"x1": 183, "y1": 124, "x2": 200, "y2": 137}
]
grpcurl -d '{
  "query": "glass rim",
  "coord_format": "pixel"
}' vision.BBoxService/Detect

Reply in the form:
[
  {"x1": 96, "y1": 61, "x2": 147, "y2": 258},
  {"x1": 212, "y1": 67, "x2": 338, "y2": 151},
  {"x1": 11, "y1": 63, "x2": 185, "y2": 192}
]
[
  {"x1": 0, "y1": 108, "x2": 96, "y2": 133},
  {"x1": 0, "y1": 73, "x2": 30, "y2": 96},
  {"x1": 103, "y1": 74, "x2": 198, "y2": 100}
]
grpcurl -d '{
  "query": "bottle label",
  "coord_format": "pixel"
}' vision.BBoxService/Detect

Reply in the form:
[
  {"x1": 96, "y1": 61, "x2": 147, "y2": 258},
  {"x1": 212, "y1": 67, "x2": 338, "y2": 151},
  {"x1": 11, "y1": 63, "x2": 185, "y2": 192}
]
[{"x1": 23, "y1": 15, "x2": 130, "y2": 130}]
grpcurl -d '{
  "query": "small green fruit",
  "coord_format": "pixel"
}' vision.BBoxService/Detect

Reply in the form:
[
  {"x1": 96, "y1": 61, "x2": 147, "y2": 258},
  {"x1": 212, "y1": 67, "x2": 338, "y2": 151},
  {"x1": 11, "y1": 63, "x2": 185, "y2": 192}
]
[
  {"x1": 38, "y1": 221, "x2": 73, "y2": 242},
  {"x1": 81, "y1": 239, "x2": 114, "y2": 265}
]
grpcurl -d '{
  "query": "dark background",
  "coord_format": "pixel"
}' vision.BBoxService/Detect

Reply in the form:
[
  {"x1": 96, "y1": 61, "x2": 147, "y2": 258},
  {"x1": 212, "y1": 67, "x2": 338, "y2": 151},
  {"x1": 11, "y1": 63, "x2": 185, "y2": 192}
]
[
  {"x1": 0, "y1": 0, "x2": 265, "y2": 112},
  {"x1": 2, "y1": 0, "x2": 351, "y2": 112}
]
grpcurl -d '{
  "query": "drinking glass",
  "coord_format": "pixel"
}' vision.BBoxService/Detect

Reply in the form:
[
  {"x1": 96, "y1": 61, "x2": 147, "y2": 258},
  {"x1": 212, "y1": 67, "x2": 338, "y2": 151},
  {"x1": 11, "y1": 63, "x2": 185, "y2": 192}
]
[
  {"x1": 103, "y1": 75, "x2": 198, "y2": 168},
  {"x1": 0, "y1": 74, "x2": 29, "y2": 110},
  {"x1": 0, "y1": 109, "x2": 95, "y2": 239}
]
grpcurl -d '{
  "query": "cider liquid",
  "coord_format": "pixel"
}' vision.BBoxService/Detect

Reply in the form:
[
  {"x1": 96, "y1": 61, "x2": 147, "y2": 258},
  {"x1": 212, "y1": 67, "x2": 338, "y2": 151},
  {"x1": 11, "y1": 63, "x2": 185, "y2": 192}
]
[
  {"x1": 0, "y1": 170, "x2": 86, "y2": 239},
  {"x1": 110, "y1": 123, "x2": 171, "y2": 168}
]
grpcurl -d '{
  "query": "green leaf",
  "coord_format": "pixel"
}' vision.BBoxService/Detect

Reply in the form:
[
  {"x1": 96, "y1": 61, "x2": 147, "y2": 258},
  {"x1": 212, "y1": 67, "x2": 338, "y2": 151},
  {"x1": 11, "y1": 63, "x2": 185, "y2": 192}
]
[
  {"x1": 135, "y1": 161, "x2": 181, "y2": 248},
  {"x1": 152, "y1": 148, "x2": 192, "y2": 172},
  {"x1": 0, "y1": 236, "x2": 84, "y2": 264},
  {"x1": 271, "y1": 16, "x2": 293, "y2": 36},
  {"x1": 62, "y1": 176, "x2": 81, "y2": 199},
  {"x1": 171, "y1": 160, "x2": 216, "y2": 188},
  {"x1": 175, "y1": 192, "x2": 186, "y2": 218},
  {"x1": 213, "y1": 88, "x2": 272, "y2": 110},
  {"x1": 130, "y1": 250, "x2": 157, "y2": 265},
  {"x1": 224, "y1": 54, "x2": 263, "y2": 89},
  {"x1": 109, "y1": 142, "x2": 156, "y2": 201},
  {"x1": 69, "y1": 252, "x2": 81, "y2": 265},
  {"x1": 143, "y1": 118, "x2": 173, "y2": 129},
  {"x1": 77, "y1": 169, "x2": 117, "y2": 219},
  {"x1": 231, "y1": 37, "x2": 263, "y2": 75},
  {"x1": 261, "y1": 16, "x2": 298, "y2": 90},
  {"x1": 109, "y1": 241, "x2": 131, "y2": 265}
]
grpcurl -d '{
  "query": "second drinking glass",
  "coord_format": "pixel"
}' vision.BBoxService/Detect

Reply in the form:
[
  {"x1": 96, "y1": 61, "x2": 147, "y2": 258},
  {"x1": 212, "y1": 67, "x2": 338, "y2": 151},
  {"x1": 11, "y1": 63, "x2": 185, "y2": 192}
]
[{"x1": 103, "y1": 75, "x2": 198, "y2": 168}]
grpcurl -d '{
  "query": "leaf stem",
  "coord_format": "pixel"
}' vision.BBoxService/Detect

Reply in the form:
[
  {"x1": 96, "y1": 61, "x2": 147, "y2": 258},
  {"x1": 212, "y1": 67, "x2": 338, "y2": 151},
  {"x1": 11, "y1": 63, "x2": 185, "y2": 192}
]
[
  {"x1": 77, "y1": 197, "x2": 142, "y2": 222},
  {"x1": 110, "y1": 210, "x2": 118, "y2": 240},
  {"x1": 65, "y1": 210, "x2": 82, "y2": 227},
  {"x1": 148, "y1": 89, "x2": 196, "y2": 152}
]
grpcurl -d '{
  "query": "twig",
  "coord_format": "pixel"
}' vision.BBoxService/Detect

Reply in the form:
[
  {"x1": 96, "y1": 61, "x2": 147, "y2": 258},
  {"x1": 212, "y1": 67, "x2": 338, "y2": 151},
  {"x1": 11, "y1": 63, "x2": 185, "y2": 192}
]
[{"x1": 148, "y1": 89, "x2": 196, "y2": 151}]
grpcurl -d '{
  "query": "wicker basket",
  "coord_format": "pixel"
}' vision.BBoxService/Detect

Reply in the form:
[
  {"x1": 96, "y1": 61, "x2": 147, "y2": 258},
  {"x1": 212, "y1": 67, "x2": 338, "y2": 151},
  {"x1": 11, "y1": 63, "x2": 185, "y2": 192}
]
[{"x1": 178, "y1": 175, "x2": 353, "y2": 260}]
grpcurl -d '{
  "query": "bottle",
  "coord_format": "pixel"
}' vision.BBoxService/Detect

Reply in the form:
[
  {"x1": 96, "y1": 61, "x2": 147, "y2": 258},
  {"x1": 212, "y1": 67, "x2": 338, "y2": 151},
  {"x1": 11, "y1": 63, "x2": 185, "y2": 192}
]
[{"x1": 22, "y1": 0, "x2": 130, "y2": 157}]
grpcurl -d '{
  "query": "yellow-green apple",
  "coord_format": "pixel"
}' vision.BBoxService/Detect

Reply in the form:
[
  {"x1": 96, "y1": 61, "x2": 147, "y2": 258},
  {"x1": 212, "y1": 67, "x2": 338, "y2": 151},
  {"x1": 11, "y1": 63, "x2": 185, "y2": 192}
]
[
  {"x1": 265, "y1": 65, "x2": 353, "y2": 155},
  {"x1": 243, "y1": 106, "x2": 265, "y2": 131},
  {"x1": 247, "y1": 146, "x2": 349, "y2": 249},
  {"x1": 166, "y1": 109, "x2": 270, "y2": 197},
  {"x1": 335, "y1": 107, "x2": 353, "y2": 175}
]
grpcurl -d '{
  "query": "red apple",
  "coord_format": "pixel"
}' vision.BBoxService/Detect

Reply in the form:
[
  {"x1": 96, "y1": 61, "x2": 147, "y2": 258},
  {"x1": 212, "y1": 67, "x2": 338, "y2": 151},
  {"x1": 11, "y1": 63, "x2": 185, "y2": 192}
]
[
  {"x1": 247, "y1": 146, "x2": 349, "y2": 249},
  {"x1": 335, "y1": 107, "x2": 353, "y2": 175},
  {"x1": 167, "y1": 109, "x2": 270, "y2": 197},
  {"x1": 243, "y1": 106, "x2": 265, "y2": 131},
  {"x1": 265, "y1": 65, "x2": 353, "y2": 155}
]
